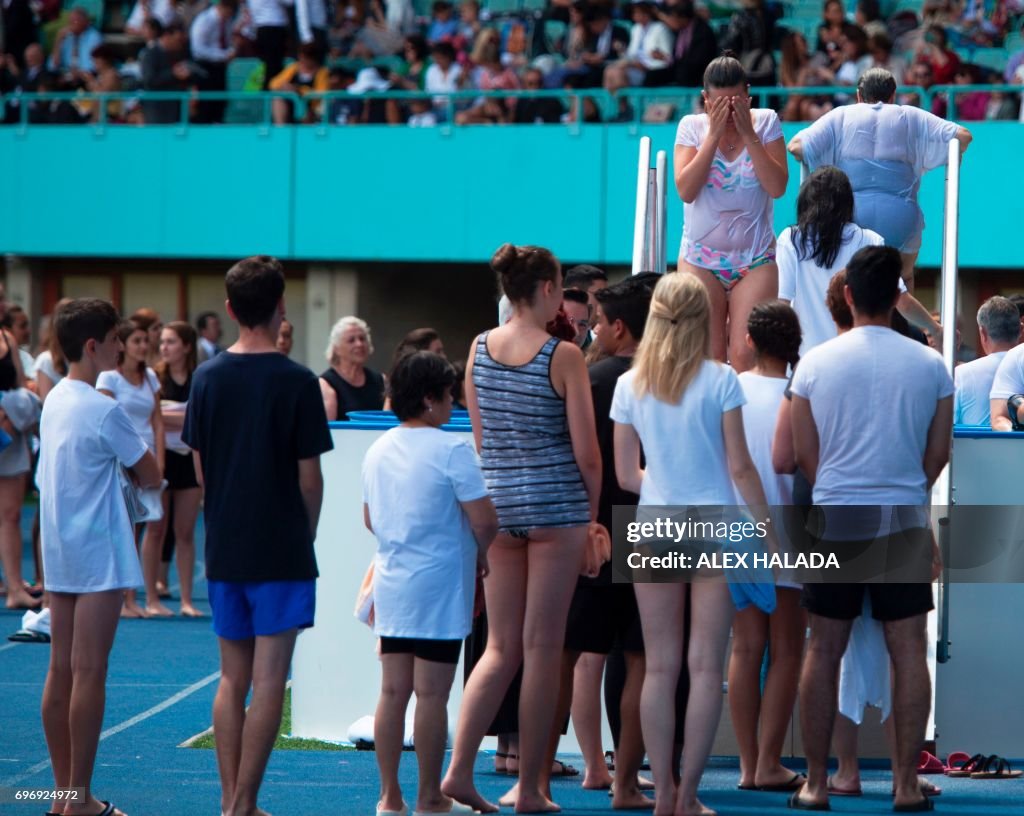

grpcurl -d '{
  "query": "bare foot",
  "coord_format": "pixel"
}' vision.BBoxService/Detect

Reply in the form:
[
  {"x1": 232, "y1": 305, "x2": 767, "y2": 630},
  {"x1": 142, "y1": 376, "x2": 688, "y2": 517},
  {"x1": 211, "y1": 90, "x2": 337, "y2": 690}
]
[
  {"x1": 413, "y1": 793, "x2": 457, "y2": 814},
  {"x1": 5, "y1": 590, "x2": 41, "y2": 610},
  {"x1": 754, "y1": 767, "x2": 805, "y2": 790},
  {"x1": 582, "y1": 769, "x2": 614, "y2": 790},
  {"x1": 440, "y1": 776, "x2": 498, "y2": 814},
  {"x1": 612, "y1": 784, "x2": 655, "y2": 810},
  {"x1": 637, "y1": 776, "x2": 655, "y2": 791},
  {"x1": 514, "y1": 791, "x2": 560, "y2": 814},
  {"x1": 120, "y1": 602, "x2": 148, "y2": 619},
  {"x1": 674, "y1": 797, "x2": 716, "y2": 816},
  {"x1": 180, "y1": 604, "x2": 205, "y2": 618},
  {"x1": 651, "y1": 784, "x2": 677, "y2": 816},
  {"x1": 144, "y1": 602, "x2": 174, "y2": 617},
  {"x1": 499, "y1": 781, "x2": 518, "y2": 808}
]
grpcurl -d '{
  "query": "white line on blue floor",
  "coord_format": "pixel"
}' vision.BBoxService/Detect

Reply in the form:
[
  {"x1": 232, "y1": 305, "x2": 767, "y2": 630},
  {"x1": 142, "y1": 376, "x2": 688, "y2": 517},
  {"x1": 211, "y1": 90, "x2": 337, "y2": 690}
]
[{"x1": 0, "y1": 670, "x2": 221, "y2": 788}]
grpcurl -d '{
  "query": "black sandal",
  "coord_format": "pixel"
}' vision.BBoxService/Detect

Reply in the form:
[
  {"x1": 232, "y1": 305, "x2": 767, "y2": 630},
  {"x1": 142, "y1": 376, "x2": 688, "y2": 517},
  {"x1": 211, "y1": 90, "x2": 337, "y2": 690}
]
[{"x1": 970, "y1": 755, "x2": 1023, "y2": 779}]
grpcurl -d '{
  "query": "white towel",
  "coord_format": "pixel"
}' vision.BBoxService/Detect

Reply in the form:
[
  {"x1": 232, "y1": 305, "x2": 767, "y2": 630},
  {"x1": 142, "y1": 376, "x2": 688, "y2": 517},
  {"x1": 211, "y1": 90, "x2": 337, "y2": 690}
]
[{"x1": 838, "y1": 594, "x2": 892, "y2": 724}]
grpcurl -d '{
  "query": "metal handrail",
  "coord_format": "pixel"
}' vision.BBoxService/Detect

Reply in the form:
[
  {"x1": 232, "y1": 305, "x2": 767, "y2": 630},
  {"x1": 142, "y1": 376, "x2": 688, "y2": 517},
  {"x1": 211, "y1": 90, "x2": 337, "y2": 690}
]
[{"x1": 2, "y1": 84, "x2": 1017, "y2": 129}]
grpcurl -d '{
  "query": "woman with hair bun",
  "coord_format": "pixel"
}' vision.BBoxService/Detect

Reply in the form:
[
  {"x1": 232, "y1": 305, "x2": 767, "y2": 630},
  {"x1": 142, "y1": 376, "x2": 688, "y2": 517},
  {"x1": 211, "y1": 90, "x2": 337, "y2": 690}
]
[
  {"x1": 442, "y1": 243, "x2": 601, "y2": 815},
  {"x1": 612, "y1": 272, "x2": 771, "y2": 816},
  {"x1": 674, "y1": 53, "x2": 789, "y2": 372}
]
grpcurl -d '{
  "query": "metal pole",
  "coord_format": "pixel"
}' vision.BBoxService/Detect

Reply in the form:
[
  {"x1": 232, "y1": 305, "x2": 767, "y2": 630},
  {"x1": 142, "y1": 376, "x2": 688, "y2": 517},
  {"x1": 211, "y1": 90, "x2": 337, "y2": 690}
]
[
  {"x1": 655, "y1": 150, "x2": 667, "y2": 273},
  {"x1": 936, "y1": 137, "x2": 961, "y2": 665},
  {"x1": 632, "y1": 136, "x2": 651, "y2": 275}
]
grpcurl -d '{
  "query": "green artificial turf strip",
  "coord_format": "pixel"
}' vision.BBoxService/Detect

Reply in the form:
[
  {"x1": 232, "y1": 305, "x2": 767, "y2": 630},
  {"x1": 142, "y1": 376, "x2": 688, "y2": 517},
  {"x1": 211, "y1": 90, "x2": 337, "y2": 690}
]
[{"x1": 188, "y1": 689, "x2": 351, "y2": 751}]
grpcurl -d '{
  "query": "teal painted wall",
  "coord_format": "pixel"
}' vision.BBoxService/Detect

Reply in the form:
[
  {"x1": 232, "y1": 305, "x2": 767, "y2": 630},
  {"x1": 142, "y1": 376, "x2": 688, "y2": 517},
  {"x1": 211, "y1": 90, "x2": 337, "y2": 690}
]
[{"x1": 0, "y1": 122, "x2": 1017, "y2": 267}]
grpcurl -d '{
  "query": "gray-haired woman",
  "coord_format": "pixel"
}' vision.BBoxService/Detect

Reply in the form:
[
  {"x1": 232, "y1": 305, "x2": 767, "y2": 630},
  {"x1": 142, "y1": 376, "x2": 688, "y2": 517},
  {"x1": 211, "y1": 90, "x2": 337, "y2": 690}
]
[{"x1": 319, "y1": 315, "x2": 385, "y2": 421}]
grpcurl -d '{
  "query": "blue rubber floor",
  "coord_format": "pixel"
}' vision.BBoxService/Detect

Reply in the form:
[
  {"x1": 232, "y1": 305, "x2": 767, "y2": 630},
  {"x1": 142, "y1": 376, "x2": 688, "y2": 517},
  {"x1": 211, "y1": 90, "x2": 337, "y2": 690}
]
[{"x1": 1, "y1": 511, "x2": 1020, "y2": 815}]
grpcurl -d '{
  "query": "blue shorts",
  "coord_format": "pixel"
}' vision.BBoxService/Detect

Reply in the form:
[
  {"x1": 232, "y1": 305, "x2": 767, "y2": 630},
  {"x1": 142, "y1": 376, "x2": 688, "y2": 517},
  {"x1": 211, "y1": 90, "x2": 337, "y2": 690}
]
[{"x1": 208, "y1": 579, "x2": 316, "y2": 640}]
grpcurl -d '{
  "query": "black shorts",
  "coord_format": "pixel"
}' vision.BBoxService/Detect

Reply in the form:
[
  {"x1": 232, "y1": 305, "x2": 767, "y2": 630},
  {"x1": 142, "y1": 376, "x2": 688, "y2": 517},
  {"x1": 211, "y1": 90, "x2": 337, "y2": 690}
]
[
  {"x1": 379, "y1": 636, "x2": 462, "y2": 664},
  {"x1": 164, "y1": 450, "x2": 199, "y2": 491},
  {"x1": 801, "y1": 582, "x2": 934, "y2": 622},
  {"x1": 565, "y1": 581, "x2": 644, "y2": 654}
]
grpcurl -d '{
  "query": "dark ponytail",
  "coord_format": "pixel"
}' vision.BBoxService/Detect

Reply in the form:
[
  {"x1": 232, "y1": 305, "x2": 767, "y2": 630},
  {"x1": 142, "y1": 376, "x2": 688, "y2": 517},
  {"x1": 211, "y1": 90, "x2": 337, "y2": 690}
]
[
  {"x1": 747, "y1": 300, "x2": 802, "y2": 369},
  {"x1": 491, "y1": 243, "x2": 561, "y2": 304},
  {"x1": 703, "y1": 52, "x2": 747, "y2": 90}
]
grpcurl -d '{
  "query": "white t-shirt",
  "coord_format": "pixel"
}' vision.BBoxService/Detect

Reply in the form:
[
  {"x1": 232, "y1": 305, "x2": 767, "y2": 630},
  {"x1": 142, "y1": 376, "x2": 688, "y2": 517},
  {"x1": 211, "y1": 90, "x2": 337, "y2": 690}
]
[
  {"x1": 954, "y1": 350, "x2": 1007, "y2": 426},
  {"x1": 34, "y1": 350, "x2": 63, "y2": 386},
  {"x1": 675, "y1": 109, "x2": 784, "y2": 272},
  {"x1": 736, "y1": 372, "x2": 792, "y2": 507},
  {"x1": 777, "y1": 223, "x2": 905, "y2": 356},
  {"x1": 989, "y1": 343, "x2": 1024, "y2": 402},
  {"x1": 790, "y1": 326, "x2": 953, "y2": 508},
  {"x1": 610, "y1": 361, "x2": 745, "y2": 506},
  {"x1": 37, "y1": 379, "x2": 149, "y2": 593},
  {"x1": 96, "y1": 368, "x2": 160, "y2": 451},
  {"x1": 362, "y1": 426, "x2": 488, "y2": 640}
]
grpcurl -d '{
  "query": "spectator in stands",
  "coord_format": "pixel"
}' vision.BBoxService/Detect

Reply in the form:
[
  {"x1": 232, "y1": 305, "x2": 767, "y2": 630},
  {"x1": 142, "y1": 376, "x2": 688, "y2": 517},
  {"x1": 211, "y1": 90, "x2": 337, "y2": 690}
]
[
  {"x1": 953, "y1": 62, "x2": 990, "y2": 120},
  {"x1": 29, "y1": 72, "x2": 86, "y2": 123},
  {"x1": 657, "y1": 0, "x2": 718, "y2": 88},
  {"x1": 196, "y1": 311, "x2": 223, "y2": 360},
  {"x1": 623, "y1": 0, "x2": 674, "y2": 86},
  {"x1": 141, "y1": 21, "x2": 197, "y2": 125},
  {"x1": 390, "y1": 35, "x2": 430, "y2": 90},
  {"x1": 326, "y1": 67, "x2": 363, "y2": 123},
  {"x1": 458, "y1": 30, "x2": 519, "y2": 124},
  {"x1": 2, "y1": 44, "x2": 49, "y2": 124},
  {"x1": 408, "y1": 97, "x2": 439, "y2": 126},
  {"x1": 427, "y1": 0, "x2": 459, "y2": 44},
  {"x1": 603, "y1": 61, "x2": 636, "y2": 122},
  {"x1": 425, "y1": 41, "x2": 463, "y2": 118},
  {"x1": 80, "y1": 44, "x2": 123, "y2": 123},
  {"x1": 834, "y1": 25, "x2": 871, "y2": 103},
  {"x1": 457, "y1": 0, "x2": 484, "y2": 53},
  {"x1": 270, "y1": 43, "x2": 330, "y2": 124},
  {"x1": 900, "y1": 59, "x2": 944, "y2": 115},
  {"x1": 48, "y1": 7, "x2": 102, "y2": 80},
  {"x1": 1004, "y1": 22, "x2": 1024, "y2": 82},
  {"x1": 353, "y1": 0, "x2": 416, "y2": 59},
  {"x1": 514, "y1": 67, "x2": 565, "y2": 123},
  {"x1": 320, "y1": 316, "x2": 385, "y2": 421},
  {"x1": 914, "y1": 24, "x2": 961, "y2": 83},
  {"x1": 855, "y1": 0, "x2": 887, "y2": 39},
  {"x1": 953, "y1": 296, "x2": 1020, "y2": 426},
  {"x1": 190, "y1": 0, "x2": 240, "y2": 124},
  {"x1": 816, "y1": 0, "x2": 847, "y2": 57},
  {"x1": 125, "y1": 0, "x2": 177, "y2": 37},
  {"x1": 250, "y1": 0, "x2": 291, "y2": 89},
  {"x1": 329, "y1": 0, "x2": 365, "y2": 57},
  {"x1": 779, "y1": 31, "x2": 834, "y2": 121},
  {"x1": 985, "y1": 69, "x2": 1019, "y2": 119},
  {"x1": 867, "y1": 33, "x2": 908, "y2": 84},
  {"x1": 296, "y1": 0, "x2": 329, "y2": 62},
  {"x1": 721, "y1": 0, "x2": 776, "y2": 85},
  {"x1": 1, "y1": 0, "x2": 38, "y2": 69},
  {"x1": 789, "y1": 68, "x2": 973, "y2": 292}
]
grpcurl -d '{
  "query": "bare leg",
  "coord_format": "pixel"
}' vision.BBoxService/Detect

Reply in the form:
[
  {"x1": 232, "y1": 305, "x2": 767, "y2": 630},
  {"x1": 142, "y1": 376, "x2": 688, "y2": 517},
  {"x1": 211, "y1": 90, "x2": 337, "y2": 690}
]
[
  {"x1": 42, "y1": 593, "x2": 76, "y2": 793},
  {"x1": 515, "y1": 527, "x2": 587, "y2": 814},
  {"x1": 795, "y1": 614, "x2": 854, "y2": 809},
  {"x1": 675, "y1": 582, "x2": 734, "y2": 816},
  {"x1": 62, "y1": 590, "x2": 125, "y2": 816},
  {"x1": 883, "y1": 614, "x2": 931, "y2": 810},
  {"x1": 727, "y1": 607, "x2": 768, "y2": 789},
  {"x1": 0, "y1": 475, "x2": 38, "y2": 609},
  {"x1": 612, "y1": 650, "x2": 653, "y2": 810},
  {"x1": 442, "y1": 535, "x2": 527, "y2": 814},
  {"x1": 172, "y1": 488, "x2": 203, "y2": 614},
  {"x1": 121, "y1": 526, "x2": 148, "y2": 619},
  {"x1": 633, "y1": 582, "x2": 685, "y2": 816},
  {"x1": 574, "y1": 652, "x2": 613, "y2": 789},
  {"x1": 412, "y1": 656, "x2": 459, "y2": 814},
  {"x1": 228, "y1": 629, "x2": 298, "y2": 816},
  {"x1": 899, "y1": 252, "x2": 918, "y2": 294},
  {"x1": 754, "y1": 588, "x2": 806, "y2": 787},
  {"x1": 831, "y1": 713, "x2": 861, "y2": 792},
  {"x1": 679, "y1": 262, "x2": 728, "y2": 363},
  {"x1": 727, "y1": 262, "x2": 779, "y2": 373},
  {"x1": 376, "y1": 653, "x2": 414, "y2": 814},
  {"x1": 141, "y1": 498, "x2": 173, "y2": 616},
  {"x1": 214, "y1": 637, "x2": 255, "y2": 815}
]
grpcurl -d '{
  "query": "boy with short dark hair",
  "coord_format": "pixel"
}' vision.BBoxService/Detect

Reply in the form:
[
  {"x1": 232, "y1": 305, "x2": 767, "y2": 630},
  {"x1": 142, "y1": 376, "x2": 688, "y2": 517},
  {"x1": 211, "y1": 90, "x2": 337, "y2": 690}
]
[
  {"x1": 39, "y1": 298, "x2": 162, "y2": 816},
  {"x1": 183, "y1": 255, "x2": 333, "y2": 816}
]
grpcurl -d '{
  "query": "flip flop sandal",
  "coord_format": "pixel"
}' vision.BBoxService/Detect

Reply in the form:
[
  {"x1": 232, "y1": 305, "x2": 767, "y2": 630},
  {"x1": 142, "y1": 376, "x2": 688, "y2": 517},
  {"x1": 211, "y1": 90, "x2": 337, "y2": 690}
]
[
  {"x1": 944, "y1": 751, "x2": 971, "y2": 773},
  {"x1": 917, "y1": 751, "x2": 946, "y2": 774},
  {"x1": 759, "y1": 772, "x2": 807, "y2": 792},
  {"x1": 891, "y1": 780, "x2": 942, "y2": 797},
  {"x1": 551, "y1": 759, "x2": 580, "y2": 777},
  {"x1": 7, "y1": 629, "x2": 50, "y2": 643},
  {"x1": 970, "y1": 755, "x2": 1023, "y2": 779},
  {"x1": 946, "y1": 753, "x2": 987, "y2": 777}
]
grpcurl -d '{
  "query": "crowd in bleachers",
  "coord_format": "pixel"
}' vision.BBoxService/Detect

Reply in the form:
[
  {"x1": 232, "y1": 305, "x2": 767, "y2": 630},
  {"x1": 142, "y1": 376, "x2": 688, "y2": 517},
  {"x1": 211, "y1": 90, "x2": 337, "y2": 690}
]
[{"x1": 1, "y1": 0, "x2": 1023, "y2": 124}]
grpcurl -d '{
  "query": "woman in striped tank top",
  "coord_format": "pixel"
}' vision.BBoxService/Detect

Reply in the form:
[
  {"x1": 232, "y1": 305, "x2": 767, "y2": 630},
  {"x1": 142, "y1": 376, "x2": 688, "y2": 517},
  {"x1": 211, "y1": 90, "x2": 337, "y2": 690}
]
[{"x1": 442, "y1": 244, "x2": 601, "y2": 814}]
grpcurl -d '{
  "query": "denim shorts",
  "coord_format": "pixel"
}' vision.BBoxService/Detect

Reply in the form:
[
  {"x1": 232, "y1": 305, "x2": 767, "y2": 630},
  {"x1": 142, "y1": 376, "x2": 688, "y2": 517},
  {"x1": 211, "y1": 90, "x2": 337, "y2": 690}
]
[{"x1": 208, "y1": 579, "x2": 316, "y2": 640}]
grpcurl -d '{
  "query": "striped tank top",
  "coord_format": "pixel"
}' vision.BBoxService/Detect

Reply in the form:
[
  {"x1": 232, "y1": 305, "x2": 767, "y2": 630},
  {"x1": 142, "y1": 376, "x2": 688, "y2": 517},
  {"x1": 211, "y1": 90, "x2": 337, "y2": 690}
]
[{"x1": 472, "y1": 331, "x2": 590, "y2": 532}]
